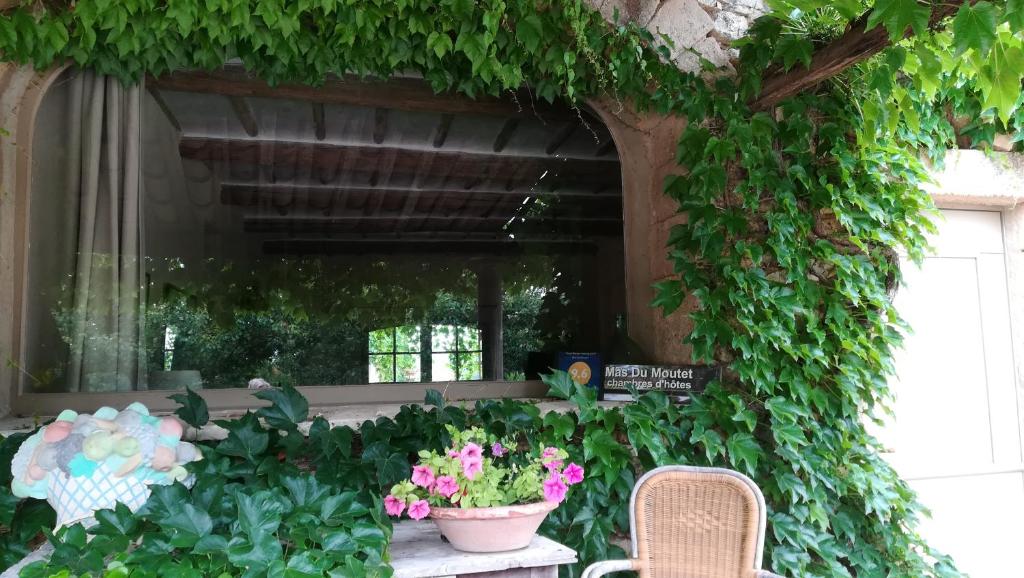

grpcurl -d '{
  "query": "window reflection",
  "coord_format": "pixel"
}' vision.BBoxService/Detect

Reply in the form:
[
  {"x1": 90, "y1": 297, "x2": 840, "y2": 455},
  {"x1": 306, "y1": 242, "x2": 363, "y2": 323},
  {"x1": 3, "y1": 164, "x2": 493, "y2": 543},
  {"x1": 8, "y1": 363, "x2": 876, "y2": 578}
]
[{"x1": 22, "y1": 67, "x2": 627, "y2": 392}]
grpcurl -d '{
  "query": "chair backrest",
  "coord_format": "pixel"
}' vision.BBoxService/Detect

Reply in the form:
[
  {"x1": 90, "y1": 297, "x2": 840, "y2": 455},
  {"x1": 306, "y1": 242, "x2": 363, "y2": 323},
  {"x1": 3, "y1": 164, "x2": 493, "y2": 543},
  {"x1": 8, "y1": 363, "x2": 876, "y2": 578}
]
[{"x1": 629, "y1": 466, "x2": 766, "y2": 578}]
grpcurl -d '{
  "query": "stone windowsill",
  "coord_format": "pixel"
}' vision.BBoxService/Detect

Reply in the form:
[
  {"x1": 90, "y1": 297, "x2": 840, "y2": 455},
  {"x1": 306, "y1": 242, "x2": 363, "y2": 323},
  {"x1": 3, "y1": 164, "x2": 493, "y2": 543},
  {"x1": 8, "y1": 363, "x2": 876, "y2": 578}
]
[{"x1": 0, "y1": 399, "x2": 624, "y2": 440}]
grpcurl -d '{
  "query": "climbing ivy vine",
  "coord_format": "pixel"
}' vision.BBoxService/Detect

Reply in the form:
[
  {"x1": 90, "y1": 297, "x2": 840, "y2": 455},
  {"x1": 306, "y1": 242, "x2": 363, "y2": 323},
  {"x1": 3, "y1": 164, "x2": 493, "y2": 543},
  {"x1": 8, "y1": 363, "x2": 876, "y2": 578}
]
[{"x1": 1, "y1": 0, "x2": 1022, "y2": 576}]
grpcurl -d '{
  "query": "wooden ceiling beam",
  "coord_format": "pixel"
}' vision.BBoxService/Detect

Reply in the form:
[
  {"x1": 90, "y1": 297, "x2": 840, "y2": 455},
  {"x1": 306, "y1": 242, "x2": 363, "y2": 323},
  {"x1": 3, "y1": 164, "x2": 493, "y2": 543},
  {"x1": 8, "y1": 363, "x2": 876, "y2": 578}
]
[
  {"x1": 219, "y1": 183, "x2": 623, "y2": 202},
  {"x1": 545, "y1": 121, "x2": 577, "y2": 155},
  {"x1": 262, "y1": 238, "x2": 600, "y2": 256},
  {"x1": 228, "y1": 96, "x2": 259, "y2": 137},
  {"x1": 492, "y1": 119, "x2": 519, "y2": 153},
  {"x1": 373, "y1": 108, "x2": 388, "y2": 144},
  {"x1": 433, "y1": 114, "x2": 454, "y2": 148},
  {"x1": 148, "y1": 67, "x2": 576, "y2": 121},
  {"x1": 146, "y1": 85, "x2": 181, "y2": 132},
  {"x1": 179, "y1": 137, "x2": 621, "y2": 188},
  {"x1": 245, "y1": 214, "x2": 621, "y2": 227},
  {"x1": 312, "y1": 103, "x2": 326, "y2": 140}
]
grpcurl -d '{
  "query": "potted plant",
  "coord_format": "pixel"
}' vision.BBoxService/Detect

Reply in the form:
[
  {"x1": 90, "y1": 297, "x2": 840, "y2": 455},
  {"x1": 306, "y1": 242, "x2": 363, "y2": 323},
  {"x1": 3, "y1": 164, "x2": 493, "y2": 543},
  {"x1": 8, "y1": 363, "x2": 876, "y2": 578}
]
[{"x1": 384, "y1": 426, "x2": 584, "y2": 552}]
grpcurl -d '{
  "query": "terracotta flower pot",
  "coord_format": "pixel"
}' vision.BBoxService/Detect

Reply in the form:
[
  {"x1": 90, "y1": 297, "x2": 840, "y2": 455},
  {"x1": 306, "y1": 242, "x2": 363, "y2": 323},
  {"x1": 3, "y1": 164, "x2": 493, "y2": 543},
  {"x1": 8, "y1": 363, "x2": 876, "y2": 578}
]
[{"x1": 429, "y1": 501, "x2": 558, "y2": 553}]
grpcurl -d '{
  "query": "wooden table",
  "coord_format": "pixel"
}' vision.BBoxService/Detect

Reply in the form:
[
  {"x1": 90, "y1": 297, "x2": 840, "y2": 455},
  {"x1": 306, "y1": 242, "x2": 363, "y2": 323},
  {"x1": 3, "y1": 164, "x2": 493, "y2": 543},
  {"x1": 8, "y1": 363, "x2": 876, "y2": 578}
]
[{"x1": 390, "y1": 521, "x2": 578, "y2": 578}]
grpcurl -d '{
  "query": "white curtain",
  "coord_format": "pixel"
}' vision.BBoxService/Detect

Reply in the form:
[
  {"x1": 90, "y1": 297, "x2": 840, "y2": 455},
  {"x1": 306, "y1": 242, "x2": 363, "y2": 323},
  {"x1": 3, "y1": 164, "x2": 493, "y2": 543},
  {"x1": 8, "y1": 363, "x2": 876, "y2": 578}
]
[{"x1": 64, "y1": 71, "x2": 145, "y2": 392}]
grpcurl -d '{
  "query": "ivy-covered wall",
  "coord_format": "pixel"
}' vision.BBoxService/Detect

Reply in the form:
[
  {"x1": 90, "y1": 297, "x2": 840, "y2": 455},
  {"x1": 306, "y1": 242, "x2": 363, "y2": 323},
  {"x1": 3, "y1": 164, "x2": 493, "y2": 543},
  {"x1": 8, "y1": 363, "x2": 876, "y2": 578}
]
[{"x1": 2, "y1": 0, "x2": 1014, "y2": 576}]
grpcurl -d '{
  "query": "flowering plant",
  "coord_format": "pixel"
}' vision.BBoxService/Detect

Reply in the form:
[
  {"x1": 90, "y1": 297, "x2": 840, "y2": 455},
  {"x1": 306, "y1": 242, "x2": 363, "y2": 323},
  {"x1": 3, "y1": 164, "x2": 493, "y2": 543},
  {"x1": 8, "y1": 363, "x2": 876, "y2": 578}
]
[{"x1": 385, "y1": 426, "x2": 584, "y2": 520}]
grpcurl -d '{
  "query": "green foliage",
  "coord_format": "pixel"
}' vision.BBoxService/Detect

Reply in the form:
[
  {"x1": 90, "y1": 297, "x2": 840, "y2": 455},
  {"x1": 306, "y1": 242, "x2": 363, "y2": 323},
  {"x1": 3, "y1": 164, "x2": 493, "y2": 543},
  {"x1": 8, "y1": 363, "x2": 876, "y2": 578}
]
[
  {"x1": 168, "y1": 387, "x2": 209, "y2": 430},
  {"x1": 1, "y1": 433, "x2": 56, "y2": 570}
]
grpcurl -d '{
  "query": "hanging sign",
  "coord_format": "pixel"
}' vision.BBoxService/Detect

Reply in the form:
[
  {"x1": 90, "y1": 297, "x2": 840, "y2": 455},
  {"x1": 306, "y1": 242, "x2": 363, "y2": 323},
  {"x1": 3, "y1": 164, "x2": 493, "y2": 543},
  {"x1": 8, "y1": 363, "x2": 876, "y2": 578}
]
[{"x1": 601, "y1": 364, "x2": 719, "y2": 401}]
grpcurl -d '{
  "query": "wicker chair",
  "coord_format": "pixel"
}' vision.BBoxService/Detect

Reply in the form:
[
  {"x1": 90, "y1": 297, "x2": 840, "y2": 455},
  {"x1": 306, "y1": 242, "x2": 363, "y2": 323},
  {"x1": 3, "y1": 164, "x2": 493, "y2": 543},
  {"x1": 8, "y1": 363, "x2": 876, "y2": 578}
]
[{"x1": 582, "y1": 465, "x2": 786, "y2": 578}]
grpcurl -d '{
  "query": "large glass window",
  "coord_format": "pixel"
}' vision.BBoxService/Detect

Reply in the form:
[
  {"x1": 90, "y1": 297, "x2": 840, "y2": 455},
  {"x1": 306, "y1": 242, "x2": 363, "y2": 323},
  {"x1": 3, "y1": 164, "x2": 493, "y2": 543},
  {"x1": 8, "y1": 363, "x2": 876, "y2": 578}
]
[{"x1": 20, "y1": 67, "x2": 628, "y2": 393}]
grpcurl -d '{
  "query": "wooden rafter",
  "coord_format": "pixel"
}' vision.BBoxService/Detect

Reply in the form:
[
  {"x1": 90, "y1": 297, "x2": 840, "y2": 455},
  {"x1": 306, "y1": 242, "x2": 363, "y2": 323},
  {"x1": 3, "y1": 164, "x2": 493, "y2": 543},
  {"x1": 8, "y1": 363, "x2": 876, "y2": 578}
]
[
  {"x1": 218, "y1": 183, "x2": 622, "y2": 202},
  {"x1": 373, "y1": 108, "x2": 388, "y2": 144},
  {"x1": 312, "y1": 103, "x2": 326, "y2": 140},
  {"x1": 433, "y1": 114, "x2": 454, "y2": 148},
  {"x1": 263, "y1": 238, "x2": 599, "y2": 256},
  {"x1": 179, "y1": 137, "x2": 621, "y2": 189},
  {"x1": 145, "y1": 85, "x2": 181, "y2": 132},
  {"x1": 751, "y1": 1, "x2": 971, "y2": 111},
  {"x1": 228, "y1": 96, "x2": 259, "y2": 137},
  {"x1": 545, "y1": 121, "x2": 577, "y2": 155},
  {"x1": 244, "y1": 214, "x2": 621, "y2": 228},
  {"x1": 148, "y1": 67, "x2": 576, "y2": 121},
  {"x1": 492, "y1": 119, "x2": 519, "y2": 153}
]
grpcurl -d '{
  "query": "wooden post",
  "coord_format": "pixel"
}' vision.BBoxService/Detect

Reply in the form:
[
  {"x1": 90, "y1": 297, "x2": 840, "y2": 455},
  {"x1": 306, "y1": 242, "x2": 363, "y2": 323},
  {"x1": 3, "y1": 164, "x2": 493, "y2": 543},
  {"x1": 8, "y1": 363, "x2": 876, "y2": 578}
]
[{"x1": 476, "y1": 264, "x2": 504, "y2": 381}]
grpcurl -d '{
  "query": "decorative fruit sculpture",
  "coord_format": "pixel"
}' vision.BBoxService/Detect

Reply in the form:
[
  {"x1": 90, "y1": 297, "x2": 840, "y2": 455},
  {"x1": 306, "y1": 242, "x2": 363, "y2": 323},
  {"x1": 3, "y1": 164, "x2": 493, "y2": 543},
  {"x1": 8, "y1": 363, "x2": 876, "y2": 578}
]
[{"x1": 9, "y1": 403, "x2": 202, "y2": 527}]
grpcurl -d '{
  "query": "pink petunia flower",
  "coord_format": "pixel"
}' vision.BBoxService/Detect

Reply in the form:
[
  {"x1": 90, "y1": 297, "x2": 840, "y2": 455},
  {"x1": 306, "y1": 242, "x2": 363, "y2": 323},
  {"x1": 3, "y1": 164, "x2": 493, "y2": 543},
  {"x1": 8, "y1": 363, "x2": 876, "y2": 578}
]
[
  {"x1": 460, "y1": 442, "x2": 483, "y2": 461},
  {"x1": 384, "y1": 494, "x2": 406, "y2": 517},
  {"x1": 411, "y1": 465, "x2": 436, "y2": 488},
  {"x1": 563, "y1": 463, "x2": 584, "y2": 485},
  {"x1": 434, "y1": 475, "x2": 459, "y2": 498},
  {"x1": 543, "y1": 473, "x2": 569, "y2": 504},
  {"x1": 491, "y1": 442, "x2": 506, "y2": 457},
  {"x1": 408, "y1": 499, "x2": 431, "y2": 520},
  {"x1": 540, "y1": 459, "x2": 565, "y2": 471},
  {"x1": 542, "y1": 447, "x2": 558, "y2": 459},
  {"x1": 462, "y1": 456, "x2": 483, "y2": 480},
  {"x1": 448, "y1": 450, "x2": 460, "y2": 458}
]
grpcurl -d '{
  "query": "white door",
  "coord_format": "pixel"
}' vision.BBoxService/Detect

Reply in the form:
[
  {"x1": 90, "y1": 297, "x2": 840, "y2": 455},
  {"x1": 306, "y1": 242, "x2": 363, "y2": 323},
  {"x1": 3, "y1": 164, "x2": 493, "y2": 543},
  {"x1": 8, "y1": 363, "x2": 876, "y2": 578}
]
[{"x1": 883, "y1": 209, "x2": 1024, "y2": 577}]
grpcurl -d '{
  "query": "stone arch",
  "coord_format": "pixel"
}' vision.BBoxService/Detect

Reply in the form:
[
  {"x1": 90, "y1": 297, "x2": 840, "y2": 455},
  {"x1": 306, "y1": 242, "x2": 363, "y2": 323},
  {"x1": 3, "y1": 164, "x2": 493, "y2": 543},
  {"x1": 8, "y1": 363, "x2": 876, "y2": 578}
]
[{"x1": 0, "y1": 63, "x2": 71, "y2": 414}]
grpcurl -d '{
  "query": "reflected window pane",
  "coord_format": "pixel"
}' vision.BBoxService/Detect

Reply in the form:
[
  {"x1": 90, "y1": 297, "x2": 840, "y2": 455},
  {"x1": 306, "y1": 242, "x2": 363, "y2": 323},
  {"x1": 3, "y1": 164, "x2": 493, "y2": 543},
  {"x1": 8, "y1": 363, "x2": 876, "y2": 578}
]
[
  {"x1": 369, "y1": 329, "x2": 395, "y2": 354},
  {"x1": 457, "y1": 326, "x2": 481, "y2": 351},
  {"x1": 395, "y1": 326, "x2": 421, "y2": 353},
  {"x1": 368, "y1": 354, "x2": 394, "y2": 383},
  {"x1": 431, "y1": 353, "x2": 456, "y2": 382},
  {"x1": 431, "y1": 325, "x2": 456, "y2": 352},
  {"x1": 395, "y1": 354, "x2": 421, "y2": 382},
  {"x1": 457, "y1": 353, "x2": 482, "y2": 381}
]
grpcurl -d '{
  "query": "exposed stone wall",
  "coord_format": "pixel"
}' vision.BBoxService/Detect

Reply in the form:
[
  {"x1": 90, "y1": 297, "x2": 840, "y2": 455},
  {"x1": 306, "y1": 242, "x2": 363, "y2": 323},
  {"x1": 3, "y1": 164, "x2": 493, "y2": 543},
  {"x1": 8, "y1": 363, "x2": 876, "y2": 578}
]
[{"x1": 589, "y1": 0, "x2": 767, "y2": 72}]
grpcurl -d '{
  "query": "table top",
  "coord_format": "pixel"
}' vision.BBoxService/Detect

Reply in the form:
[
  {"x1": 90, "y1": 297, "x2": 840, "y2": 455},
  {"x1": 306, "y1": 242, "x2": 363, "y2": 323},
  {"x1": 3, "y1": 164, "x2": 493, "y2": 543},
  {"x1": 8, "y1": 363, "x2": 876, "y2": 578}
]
[{"x1": 389, "y1": 520, "x2": 578, "y2": 578}]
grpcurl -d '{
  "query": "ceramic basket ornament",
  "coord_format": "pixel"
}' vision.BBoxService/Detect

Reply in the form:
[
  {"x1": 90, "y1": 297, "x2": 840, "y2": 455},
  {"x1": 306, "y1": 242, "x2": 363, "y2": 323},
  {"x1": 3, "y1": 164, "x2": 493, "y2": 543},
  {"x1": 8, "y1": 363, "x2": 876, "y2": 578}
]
[{"x1": 9, "y1": 403, "x2": 202, "y2": 528}]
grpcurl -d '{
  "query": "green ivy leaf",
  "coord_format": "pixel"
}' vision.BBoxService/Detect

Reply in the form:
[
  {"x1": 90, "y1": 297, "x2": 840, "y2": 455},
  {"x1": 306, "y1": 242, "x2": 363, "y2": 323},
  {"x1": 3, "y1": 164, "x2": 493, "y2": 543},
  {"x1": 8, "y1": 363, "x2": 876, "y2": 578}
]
[
  {"x1": 775, "y1": 35, "x2": 813, "y2": 71},
  {"x1": 980, "y1": 41, "x2": 1024, "y2": 124},
  {"x1": 952, "y1": 1, "x2": 998, "y2": 57},
  {"x1": 424, "y1": 389, "x2": 446, "y2": 408},
  {"x1": 865, "y1": 0, "x2": 929, "y2": 41},
  {"x1": 169, "y1": 387, "x2": 209, "y2": 429},
  {"x1": 254, "y1": 384, "x2": 309, "y2": 430},
  {"x1": 1006, "y1": 0, "x2": 1024, "y2": 29},
  {"x1": 426, "y1": 31, "x2": 453, "y2": 58},
  {"x1": 216, "y1": 413, "x2": 269, "y2": 463},
  {"x1": 725, "y1": 432, "x2": 761, "y2": 473},
  {"x1": 515, "y1": 14, "x2": 543, "y2": 53},
  {"x1": 651, "y1": 279, "x2": 684, "y2": 316},
  {"x1": 376, "y1": 452, "x2": 409, "y2": 487},
  {"x1": 159, "y1": 504, "x2": 213, "y2": 548}
]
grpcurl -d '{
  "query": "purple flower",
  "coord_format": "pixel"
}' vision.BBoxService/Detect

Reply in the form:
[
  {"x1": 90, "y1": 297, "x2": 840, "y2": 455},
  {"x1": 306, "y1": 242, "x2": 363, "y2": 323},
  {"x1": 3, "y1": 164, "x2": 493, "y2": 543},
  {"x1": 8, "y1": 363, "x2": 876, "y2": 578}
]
[
  {"x1": 384, "y1": 494, "x2": 406, "y2": 517},
  {"x1": 460, "y1": 442, "x2": 483, "y2": 461},
  {"x1": 543, "y1": 473, "x2": 568, "y2": 504},
  {"x1": 408, "y1": 499, "x2": 431, "y2": 520},
  {"x1": 434, "y1": 475, "x2": 459, "y2": 498},
  {"x1": 563, "y1": 463, "x2": 584, "y2": 485},
  {"x1": 491, "y1": 442, "x2": 506, "y2": 457},
  {"x1": 411, "y1": 465, "x2": 436, "y2": 488}
]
